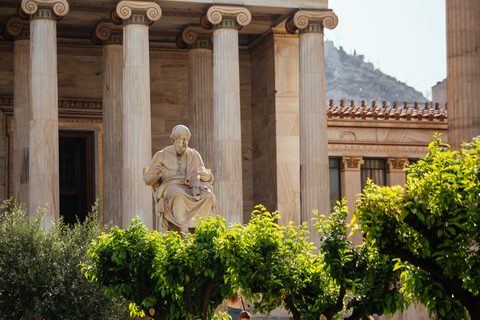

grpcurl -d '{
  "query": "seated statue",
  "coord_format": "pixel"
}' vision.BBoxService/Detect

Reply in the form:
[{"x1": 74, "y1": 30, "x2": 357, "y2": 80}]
[{"x1": 144, "y1": 125, "x2": 218, "y2": 233}]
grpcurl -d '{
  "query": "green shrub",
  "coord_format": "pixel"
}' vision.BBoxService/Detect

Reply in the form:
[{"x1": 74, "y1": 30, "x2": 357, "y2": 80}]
[{"x1": 0, "y1": 200, "x2": 127, "y2": 320}]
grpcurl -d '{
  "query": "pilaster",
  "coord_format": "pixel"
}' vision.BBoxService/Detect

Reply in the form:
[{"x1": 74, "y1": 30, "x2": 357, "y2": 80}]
[
  {"x1": 6, "y1": 17, "x2": 31, "y2": 209},
  {"x1": 22, "y1": 0, "x2": 69, "y2": 222},
  {"x1": 287, "y1": 9, "x2": 338, "y2": 246},
  {"x1": 341, "y1": 156, "x2": 364, "y2": 246},
  {"x1": 386, "y1": 157, "x2": 408, "y2": 187},
  {"x1": 206, "y1": 5, "x2": 251, "y2": 225},
  {"x1": 116, "y1": 0, "x2": 161, "y2": 229},
  {"x1": 95, "y1": 21, "x2": 123, "y2": 227},
  {"x1": 180, "y1": 25, "x2": 214, "y2": 170}
]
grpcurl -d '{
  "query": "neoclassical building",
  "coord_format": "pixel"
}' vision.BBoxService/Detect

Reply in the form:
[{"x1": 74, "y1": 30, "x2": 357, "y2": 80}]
[{"x1": 1, "y1": 0, "x2": 476, "y2": 319}]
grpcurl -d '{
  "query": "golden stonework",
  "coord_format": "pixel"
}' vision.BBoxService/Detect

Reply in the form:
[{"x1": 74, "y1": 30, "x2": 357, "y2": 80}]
[
  {"x1": 341, "y1": 156, "x2": 364, "y2": 172},
  {"x1": 21, "y1": 0, "x2": 69, "y2": 16},
  {"x1": 116, "y1": 0, "x2": 162, "y2": 21},
  {"x1": 206, "y1": 5, "x2": 252, "y2": 27}
]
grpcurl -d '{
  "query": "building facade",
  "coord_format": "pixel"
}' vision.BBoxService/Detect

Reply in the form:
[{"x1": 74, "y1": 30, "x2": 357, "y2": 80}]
[{"x1": 0, "y1": 0, "x2": 475, "y2": 318}]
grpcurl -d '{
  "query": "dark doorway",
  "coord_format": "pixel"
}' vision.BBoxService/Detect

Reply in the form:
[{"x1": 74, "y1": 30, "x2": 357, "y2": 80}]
[{"x1": 59, "y1": 131, "x2": 95, "y2": 225}]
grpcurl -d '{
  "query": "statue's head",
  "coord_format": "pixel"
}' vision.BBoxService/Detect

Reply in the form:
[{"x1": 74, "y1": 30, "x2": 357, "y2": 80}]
[{"x1": 170, "y1": 125, "x2": 191, "y2": 155}]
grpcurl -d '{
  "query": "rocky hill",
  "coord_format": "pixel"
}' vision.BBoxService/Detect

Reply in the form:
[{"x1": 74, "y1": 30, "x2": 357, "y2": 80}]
[{"x1": 325, "y1": 41, "x2": 427, "y2": 105}]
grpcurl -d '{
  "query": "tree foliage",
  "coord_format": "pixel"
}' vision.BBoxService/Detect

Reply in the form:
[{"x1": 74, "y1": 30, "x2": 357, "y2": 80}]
[
  {"x1": 0, "y1": 201, "x2": 126, "y2": 320},
  {"x1": 84, "y1": 216, "x2": 234, "y2": 320},
  {"x1": 221, "y1": 205, "x2": 406, "y2": 320},
  {"x1": 355, "y1": 135, "x2": 480, "y2": 319}
]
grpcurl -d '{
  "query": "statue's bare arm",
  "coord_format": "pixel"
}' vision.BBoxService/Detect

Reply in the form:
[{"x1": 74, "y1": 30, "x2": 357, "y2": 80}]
[{"x1": 144, "y1": 151, "x2": 164, "y2": 186}]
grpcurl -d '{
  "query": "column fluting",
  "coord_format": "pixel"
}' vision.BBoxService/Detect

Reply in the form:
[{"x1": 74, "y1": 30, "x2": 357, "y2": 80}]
[{"x1": 207, "y1": 5, "x2": 251, "y2": 225}]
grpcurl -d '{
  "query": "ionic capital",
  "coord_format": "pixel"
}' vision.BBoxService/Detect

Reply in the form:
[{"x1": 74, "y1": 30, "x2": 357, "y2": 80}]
[
  {"x1": 116, "y1": 0, "x2": 162, "y2": 25},
  {"x1": 286, "y1": 9, "x2": 338, "y2": 34},
  {"x1": 341, "y1": 156, "x2": 364, "y2": 172},
  {"x1": 179, "y1": 24, "x2": 212, "y2": 49},
  {"x1": 94, "y1": 20, "x2": 122, "y2": 45},
  {"x1": 21, "y1": 0, "x2": 69, "y2": 17},
  {"x1": 5, "y1": 16, "x2": 30, "y2": 40},
  {"x1": 206, "y1": 5, "x2": 251, "y2": 29},
  {"x1": 386, "y1": 158, "x2": 409, "y2": 173}
]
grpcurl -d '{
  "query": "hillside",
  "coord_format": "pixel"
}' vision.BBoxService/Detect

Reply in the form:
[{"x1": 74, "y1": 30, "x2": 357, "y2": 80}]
[{"x1": 325, "y1": 41, "x2": 427, "y2": 105}]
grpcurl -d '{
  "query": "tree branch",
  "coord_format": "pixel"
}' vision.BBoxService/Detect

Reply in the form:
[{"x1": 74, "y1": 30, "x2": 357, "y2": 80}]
[
  {"x1": 323, "y1": 286, "x2": 346, "y2": 320},
  {"x1": 183, "y1": 268, "x2": 194, "y2": 316},
  {"x1": 284, "y1": 296, "x2": 301, "y2": 320},
  {"x1": 200, "y1": 278, "x2": 215, "y2": 320}
]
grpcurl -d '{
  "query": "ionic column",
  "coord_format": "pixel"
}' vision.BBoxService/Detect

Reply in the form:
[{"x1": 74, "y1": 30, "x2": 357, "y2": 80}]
[
  {"x1": 386, "y1": 158, "x2": 408, "y2": 187},
  {"x1": 341, "y1": 156, "x2": 364, "y2": 246},
  {"x1": 94, "y1": 21, "x2": 123, "y2": 227},
  {"x1": 179, "y1": 25, "x2": 214, "y2": 169},
  {"x1": 447, "y1": 0, "x2": 480, "y2": 150},
  {"x1": 22, "y1": 0, "x2": 69, "y2": 222},
  {"x1": 206, "y1": 6, "x2": 251, "y2": 225},
  {"x1": 116, "y1": 1, "x2": 161, "y2": 229},
  {"x1": 289, "y1": 10, "x2": 338, "y2": 243},
  {"x1": 6, "y1": 17, "x2": 31, "y2": 209}
]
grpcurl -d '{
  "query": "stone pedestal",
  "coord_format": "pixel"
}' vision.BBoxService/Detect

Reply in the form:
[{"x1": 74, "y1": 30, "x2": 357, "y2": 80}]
[
  {"x1": 22, "y1": 0, "x2": 69, "y2": 222},
  {"x1": 207, "y1": 5, "x2": 251, "y2": 225},
  {"x1": 96, "y1": 21, "x2": 123, "y2": 227},
  {"x1": 341, "y1": 156, "x2": 364, "y2": 246},
  {"x1": 386, "y1": 158, "x2": 408, "y2": 187},
  {"x1": 447, "y1": 0, "x2": 480, "y2": 150},
  {"x1": 6, "y1": 17, "x2": 31, "y2": 209},
  {"x1": 292, "y1": 10, "x2": 338, "y2": 244},
  {"x1": 182, "y1": 26, "x2": 214, "y2": 169},
  {"x1": 116, "y1": 0, "x2": 161, "y2": 229}
]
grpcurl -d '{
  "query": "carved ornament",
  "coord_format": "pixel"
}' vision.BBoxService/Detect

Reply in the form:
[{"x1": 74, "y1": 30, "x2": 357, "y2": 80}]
[
  {"x1": 5, "y1": 16, "x2": 29, "y2": 39},
  {"x1": 293, "y1": 10, "x2": 338, "y2": 30},
  {"x1": 387, "y1": 158, "x2": 409, "y2": 173},
  {"x1": 93, "y1": 20, "x2": 122, "y2": 44},
  {"x1": 21, "y1": 0, "x2": 69, "y2": 16},
  {"x1": 116, "y1": 1, "x2": 162, "y2": 21},
  {"x1": 341, "y1": 156, "x2": 364, "y2": 172},
  {"x1": 206, "y1": 5, "x2": 252, "y2": 27},
  {"x1": 182, "y1": 25, "x2": 211, "y2": 45}
]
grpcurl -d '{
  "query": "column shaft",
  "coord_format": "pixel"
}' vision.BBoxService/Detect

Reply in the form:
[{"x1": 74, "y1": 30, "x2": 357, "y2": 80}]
[
  {"x1": 103, "y1": 44, "x2": 123, "y2": 226},
  {"x1": 299, "y1": 31, "x2": 329, "y2": 243},
  {"x1": 447, "y1": 0, "x2": 480, "y2": 150},
  {"x1": 13, "y1": 38, "x2": 31, "y2": 208},
  {"x1": 213, "y1": 27, "x2": 244, "y2": 224},
  {"x1": 188, "y1": 48, "x2": 214, "y2": 169},
  {"x1": 341, "y1": 156, "x2": 364, "y2": 246},
  {"x1": 29, "y1": 15, "x2": 59, "y2": 221},
  {"x1": 122, "y1": 23, "x2": 153, "y2": 229}
]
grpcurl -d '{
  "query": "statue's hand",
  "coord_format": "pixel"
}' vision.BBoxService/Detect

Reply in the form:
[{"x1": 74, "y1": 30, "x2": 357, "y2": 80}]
[
  {"x1": 199, "y1": 171, "x2": 210, "y2": 181},
  {"x1": 155, "y1": 164, "x2": 164, "y2": 176}
]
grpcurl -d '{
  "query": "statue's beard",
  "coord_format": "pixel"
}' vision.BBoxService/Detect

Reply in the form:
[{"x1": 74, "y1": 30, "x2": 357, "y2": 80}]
[{"x1": 175, "y1": 145, "x2": 186, "y2": 155}]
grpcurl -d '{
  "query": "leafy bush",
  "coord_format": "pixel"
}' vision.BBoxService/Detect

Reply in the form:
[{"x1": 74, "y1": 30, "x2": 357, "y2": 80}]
[{"x1": 0, "y1": 200, "x2": 126, "y2": 320}]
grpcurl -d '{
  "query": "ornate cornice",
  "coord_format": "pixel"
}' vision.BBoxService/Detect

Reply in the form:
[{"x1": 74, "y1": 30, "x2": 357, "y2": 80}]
[
  {"x1": 386, "y1": 158, "x2": 409, "y2": 173},
  {"x1": 206, "y1": 5, "x2": 252, "y2": 29},
  {"x1": 116, "y1": 1, "x2": 162, "y2": 22},
  {"x1": 5, "y1": 16, "x2": 30, "y2": 40},
  {"x1": 21, "y1": 0, "x2": 69, "y2": 17},
  {"x1": 341, "y1": 156, "x2": 364, "y2": 172}
]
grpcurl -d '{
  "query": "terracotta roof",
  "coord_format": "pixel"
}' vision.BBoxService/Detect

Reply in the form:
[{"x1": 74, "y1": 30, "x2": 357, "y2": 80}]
[{"x1": 327, "y1": 100, "x2": 447, "y2": 122}]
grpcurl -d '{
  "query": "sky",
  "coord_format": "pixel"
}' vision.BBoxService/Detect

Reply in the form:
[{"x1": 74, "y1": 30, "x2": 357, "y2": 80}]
[{"x1": 325, "y1": 0, "x2": 446, "y2": 100}]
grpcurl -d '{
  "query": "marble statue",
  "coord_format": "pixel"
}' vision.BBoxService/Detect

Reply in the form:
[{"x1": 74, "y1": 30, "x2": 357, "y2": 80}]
[{"x1": 144, "y1": 125, "x2": 218, "y2": 233}]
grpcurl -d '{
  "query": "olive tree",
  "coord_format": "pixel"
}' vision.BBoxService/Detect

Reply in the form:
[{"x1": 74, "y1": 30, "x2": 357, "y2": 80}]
[{"x1": 355, "y1": 136, "x2": 480, "y2": 319}]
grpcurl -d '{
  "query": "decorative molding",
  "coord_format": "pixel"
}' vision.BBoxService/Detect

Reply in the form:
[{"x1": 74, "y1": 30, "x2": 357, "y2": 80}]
[
  {"x1": 293, "y1": 10, "x2": 338, "y2": 30},
  {"x1": 21, "y1": 0, "x2": 69, "y2": 17},
  {"x1": 387, "y1": 157, "x2": 409, "y2": 173},
  {"x1": 5, "y1": 16, "x2": 30, "y2": 40},
  {"x1": 341, "y1": 156, "x2": 364, "y2": 172},
  {"x1": 179, "y1": 24, "x2": 213, "y2": 50},
  {"x1": 206, "y1": 5, "x2": 252, "y2": 27},
  {"x1": 116, "y1": 1, "x2": 162, "y2": 22}
]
